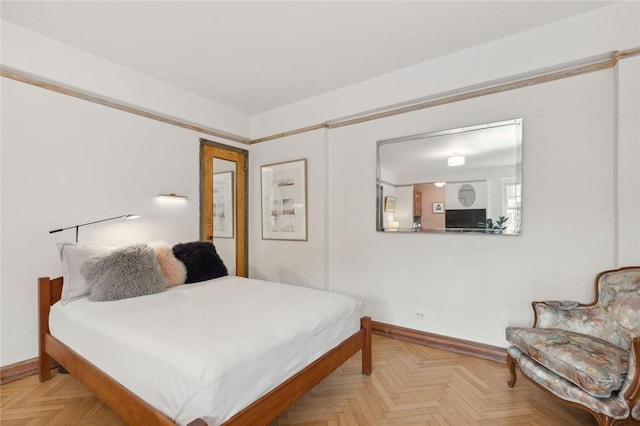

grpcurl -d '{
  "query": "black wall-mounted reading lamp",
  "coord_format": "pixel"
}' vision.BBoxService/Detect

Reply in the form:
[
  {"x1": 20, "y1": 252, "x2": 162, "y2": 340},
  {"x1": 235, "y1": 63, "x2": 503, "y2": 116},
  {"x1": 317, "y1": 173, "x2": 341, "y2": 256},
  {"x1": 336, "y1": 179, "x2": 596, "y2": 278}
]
[{"x1": 49, "y1": 214, "x2": 140, "y2": 242}]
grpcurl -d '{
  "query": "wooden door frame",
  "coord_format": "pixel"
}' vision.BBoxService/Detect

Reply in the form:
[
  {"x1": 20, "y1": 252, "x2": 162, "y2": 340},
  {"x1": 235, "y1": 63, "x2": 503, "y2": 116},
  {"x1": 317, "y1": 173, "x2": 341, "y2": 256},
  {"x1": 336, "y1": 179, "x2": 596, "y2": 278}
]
[{"x1": 200, "y1": 139, "x2": 248, "y2": 277}]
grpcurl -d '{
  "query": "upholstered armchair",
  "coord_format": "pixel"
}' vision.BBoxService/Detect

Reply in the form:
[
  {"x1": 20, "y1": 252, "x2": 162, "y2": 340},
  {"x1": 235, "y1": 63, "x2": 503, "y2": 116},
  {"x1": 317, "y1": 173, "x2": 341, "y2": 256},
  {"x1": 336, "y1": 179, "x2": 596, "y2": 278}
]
[{"x1": 506, "y1": 266, "x2": 640, "y2": 426}]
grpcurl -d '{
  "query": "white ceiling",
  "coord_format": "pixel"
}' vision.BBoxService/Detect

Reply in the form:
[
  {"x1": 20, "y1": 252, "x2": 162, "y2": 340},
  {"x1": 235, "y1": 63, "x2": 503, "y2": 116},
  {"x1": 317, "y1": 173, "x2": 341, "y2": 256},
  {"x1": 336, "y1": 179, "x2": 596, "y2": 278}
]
[{"x1": 1, "y1": 1, "x2": 614, "y2": 115}]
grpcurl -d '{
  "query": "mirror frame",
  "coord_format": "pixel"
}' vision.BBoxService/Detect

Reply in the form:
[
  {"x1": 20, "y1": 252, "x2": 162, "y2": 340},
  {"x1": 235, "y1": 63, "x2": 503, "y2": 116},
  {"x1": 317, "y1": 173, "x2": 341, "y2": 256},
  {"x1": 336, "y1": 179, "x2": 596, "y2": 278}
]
[
  {"x1": 200, "y1": 139, "x2": 249, "y2": 276},
  {"x1": 376, "y1": 118, "x2": 522, "y2": 235}
]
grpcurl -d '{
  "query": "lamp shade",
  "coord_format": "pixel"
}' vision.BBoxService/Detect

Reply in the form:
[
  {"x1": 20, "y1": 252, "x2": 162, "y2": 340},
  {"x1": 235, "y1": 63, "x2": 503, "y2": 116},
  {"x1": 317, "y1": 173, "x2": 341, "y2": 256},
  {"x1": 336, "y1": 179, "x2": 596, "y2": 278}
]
[{"x1": 158, "y1": 193, "x2": 188, "y2": 200}]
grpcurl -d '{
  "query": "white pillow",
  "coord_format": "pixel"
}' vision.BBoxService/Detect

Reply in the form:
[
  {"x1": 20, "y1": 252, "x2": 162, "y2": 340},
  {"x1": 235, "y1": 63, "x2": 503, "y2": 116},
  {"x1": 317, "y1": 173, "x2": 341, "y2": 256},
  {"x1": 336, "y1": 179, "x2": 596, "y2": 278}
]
[{"x1": 58, "y1": 242, "x2": 114, "y2": 304}]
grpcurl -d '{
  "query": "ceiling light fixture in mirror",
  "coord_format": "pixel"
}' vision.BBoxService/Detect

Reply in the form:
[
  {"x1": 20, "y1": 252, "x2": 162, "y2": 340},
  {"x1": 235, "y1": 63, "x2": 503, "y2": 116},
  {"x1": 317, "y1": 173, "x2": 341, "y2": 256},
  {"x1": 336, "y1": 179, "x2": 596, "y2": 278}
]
[{"x1": 376, "y1": 118, "x2": 522, "y2": 235}]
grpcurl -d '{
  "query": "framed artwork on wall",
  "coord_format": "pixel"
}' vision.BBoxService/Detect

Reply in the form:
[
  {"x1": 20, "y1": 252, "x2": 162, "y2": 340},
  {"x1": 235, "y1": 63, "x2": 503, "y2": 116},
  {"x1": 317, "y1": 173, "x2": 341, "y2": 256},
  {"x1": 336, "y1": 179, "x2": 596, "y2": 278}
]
[
  {"x1": 384, "y1": 196, "x2": 397, "y2": 213},
  {"x1": 213, "y1": 171, "x2": 234, "y2": 238},
  {"x1": 261, "y1": 159, "x2": 308, "y2": 241},
  {"x1": 433, "y1": 202, "x2": 445, "y2": 214}
]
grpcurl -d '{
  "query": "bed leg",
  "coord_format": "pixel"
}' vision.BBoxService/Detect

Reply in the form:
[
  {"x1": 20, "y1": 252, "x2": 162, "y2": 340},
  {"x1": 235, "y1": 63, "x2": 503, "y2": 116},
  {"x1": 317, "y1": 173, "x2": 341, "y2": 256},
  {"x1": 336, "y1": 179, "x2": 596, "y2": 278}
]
[
  {"x1": 38, "y1": 277, "x2": 53, "y2": 382},
  {"x1": 361, "y1": 316, "x2": 372, "y2": 376},
  {"x1": 39, "y1": 352, "x2": 53, "y2": 382}
]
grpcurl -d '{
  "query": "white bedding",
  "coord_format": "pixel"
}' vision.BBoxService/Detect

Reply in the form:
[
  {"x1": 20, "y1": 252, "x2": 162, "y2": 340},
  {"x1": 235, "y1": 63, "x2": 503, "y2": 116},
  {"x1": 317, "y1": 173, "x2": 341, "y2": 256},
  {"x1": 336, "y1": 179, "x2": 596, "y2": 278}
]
[{"x1": 49, "y1": 275, "x2": 361, "y2": 425}]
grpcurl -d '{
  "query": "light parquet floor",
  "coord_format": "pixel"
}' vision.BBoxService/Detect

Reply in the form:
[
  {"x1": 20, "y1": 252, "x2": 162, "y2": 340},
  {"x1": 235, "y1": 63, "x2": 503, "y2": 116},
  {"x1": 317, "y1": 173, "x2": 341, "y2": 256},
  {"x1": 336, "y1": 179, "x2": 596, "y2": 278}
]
[{"x1": 1, "y1": 334, "x2": 596, "y2": 425}]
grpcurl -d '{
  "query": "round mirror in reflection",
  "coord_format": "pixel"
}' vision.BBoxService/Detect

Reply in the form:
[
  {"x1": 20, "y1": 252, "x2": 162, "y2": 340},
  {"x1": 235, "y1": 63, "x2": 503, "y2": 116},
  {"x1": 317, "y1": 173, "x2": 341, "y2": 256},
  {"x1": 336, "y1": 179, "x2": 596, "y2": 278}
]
[{"x1": 458, "y1": 184, "x2": 476, "y2": 207}]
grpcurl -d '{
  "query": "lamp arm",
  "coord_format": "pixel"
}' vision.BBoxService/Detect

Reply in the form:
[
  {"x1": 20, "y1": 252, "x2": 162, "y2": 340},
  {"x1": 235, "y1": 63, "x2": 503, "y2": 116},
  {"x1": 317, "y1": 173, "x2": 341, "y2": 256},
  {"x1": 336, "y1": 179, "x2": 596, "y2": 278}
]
[
  {"x1": 49, "y1": 215, "x2": 126, "y2": 233},
  {"x1": 49, "y1": 215, "x2": 138, "y2": 243},
  {"x1": 73, "y1": 215, "x2": 129, "y2": 228}
]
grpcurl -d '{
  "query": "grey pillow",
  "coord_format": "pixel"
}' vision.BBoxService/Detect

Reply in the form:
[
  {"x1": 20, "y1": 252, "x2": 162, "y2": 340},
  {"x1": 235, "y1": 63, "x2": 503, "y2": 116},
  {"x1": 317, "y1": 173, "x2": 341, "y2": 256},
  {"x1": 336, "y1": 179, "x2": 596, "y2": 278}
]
[{"x1": 81, "y1": 244, "x2": 167, "y2": 302}]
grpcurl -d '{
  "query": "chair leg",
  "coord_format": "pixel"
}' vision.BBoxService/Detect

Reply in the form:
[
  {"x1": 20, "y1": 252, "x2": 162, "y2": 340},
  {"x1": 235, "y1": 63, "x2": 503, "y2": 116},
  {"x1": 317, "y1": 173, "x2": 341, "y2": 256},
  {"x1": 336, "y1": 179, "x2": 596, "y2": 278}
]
[
  {"x1": 593, "y1": 412, "x2": 616, "y2": 426},
  {"x1": 506, "y1": 353, "x2": 517, "y2": 388}
]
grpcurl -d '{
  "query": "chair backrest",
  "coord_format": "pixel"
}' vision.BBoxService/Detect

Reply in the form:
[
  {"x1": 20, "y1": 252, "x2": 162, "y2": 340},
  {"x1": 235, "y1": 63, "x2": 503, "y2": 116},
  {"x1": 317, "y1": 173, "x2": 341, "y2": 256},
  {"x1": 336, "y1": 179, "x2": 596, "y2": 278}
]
[{"x1": 594, "y1": 267, "x2": 640, "y2": 349}]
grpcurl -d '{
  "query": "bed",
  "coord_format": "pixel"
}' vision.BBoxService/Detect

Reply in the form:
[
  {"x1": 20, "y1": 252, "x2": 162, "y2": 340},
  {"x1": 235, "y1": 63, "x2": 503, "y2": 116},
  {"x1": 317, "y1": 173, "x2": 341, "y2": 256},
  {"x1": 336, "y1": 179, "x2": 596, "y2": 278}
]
[{"x1": 38, "y1": 274, "x2": 372, "y2": 425}]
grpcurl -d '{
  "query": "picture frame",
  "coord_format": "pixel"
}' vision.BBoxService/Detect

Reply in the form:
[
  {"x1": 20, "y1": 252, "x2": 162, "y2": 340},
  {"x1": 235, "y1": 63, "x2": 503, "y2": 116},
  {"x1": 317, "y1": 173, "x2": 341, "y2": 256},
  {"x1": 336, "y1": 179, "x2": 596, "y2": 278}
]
[
  {"x1": 432, "y1": 202, "x2": 445, "y2": 214},
  {"x1": 261, "y1": 159, "x2": 308, "y2": 241},
  {"x1": 213, "y1": 171, "x2": 234, "y2": 238},
  {"x1": 384, "y1": 196, "x2": 397, "y2": 213}
]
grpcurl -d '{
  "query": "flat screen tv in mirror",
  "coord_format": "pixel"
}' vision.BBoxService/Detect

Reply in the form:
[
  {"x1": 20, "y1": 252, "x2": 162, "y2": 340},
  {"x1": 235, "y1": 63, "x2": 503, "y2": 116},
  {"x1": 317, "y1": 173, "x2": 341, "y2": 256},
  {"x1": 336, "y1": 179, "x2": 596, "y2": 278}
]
[{"x1": 376, "y1": 118, "x2": 522, "y2": 235}]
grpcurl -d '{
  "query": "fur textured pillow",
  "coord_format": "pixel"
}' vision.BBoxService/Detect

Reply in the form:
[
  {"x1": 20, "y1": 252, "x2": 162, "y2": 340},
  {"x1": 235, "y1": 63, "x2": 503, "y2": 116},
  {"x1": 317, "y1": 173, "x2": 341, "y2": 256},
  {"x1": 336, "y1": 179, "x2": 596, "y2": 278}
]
[
  {"x1": 147, "y1": 241, "x2": 187, "y2": 287},
  {"x1": 81, "y1": 244, "x2": 167, "y2": 301},
  {"x1": 172, "y1": 241, "x2": 228, "y2": 283}
]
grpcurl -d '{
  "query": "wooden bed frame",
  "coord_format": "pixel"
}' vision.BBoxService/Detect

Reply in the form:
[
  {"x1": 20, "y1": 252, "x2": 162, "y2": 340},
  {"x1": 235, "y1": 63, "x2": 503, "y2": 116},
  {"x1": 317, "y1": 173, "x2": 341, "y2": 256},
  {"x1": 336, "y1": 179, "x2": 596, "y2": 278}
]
[{"x1": 38, "y1": 276, "x2": 372, "y2": 425}]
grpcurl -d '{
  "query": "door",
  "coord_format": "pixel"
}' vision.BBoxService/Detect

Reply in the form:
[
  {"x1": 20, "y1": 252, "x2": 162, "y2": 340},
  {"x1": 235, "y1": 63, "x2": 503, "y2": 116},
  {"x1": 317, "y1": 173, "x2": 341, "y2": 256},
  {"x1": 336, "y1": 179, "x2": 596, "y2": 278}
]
[{"x1": 200, "y1": 140, "x2": 248, "y2": 277}]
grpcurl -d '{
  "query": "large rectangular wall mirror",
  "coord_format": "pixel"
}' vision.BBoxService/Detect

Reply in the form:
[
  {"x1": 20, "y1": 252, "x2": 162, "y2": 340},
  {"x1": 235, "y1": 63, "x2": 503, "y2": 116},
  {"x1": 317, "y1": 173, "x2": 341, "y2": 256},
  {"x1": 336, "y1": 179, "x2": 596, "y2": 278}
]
[{"x1": 376, "y1": 118, "x2": 522, "y2": 235}]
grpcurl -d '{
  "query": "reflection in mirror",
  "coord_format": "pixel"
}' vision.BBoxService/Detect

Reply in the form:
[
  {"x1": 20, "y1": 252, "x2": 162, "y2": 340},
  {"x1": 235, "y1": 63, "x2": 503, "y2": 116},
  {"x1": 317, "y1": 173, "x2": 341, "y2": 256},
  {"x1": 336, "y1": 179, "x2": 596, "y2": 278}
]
[
  {"x1": 212, "y1": 158, "x2": 236, "y2": 274},
  {"x1": 376, "y1": 118, "x2": 522, "y2": 235},
  {"x1": 458, "y1": 184, "x2": 476, "y2": 207}
]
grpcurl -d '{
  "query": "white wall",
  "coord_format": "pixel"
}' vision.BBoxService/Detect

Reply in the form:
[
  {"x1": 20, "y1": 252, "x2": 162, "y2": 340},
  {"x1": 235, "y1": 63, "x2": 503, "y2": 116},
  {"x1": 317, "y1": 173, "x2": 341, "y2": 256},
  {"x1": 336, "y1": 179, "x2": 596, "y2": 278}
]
[
  {"x1": 0, "y1": 77, "x2": 251, "y2": 365},
  {"x1": 249, "y1": 2, "x2": 640, "y2": 348},
  {"x1": 394, "y1": 186, "x2": 413, "y2": 230},
  {"x1": 248, "y1": 130, "x2": 328, "y2": 290},
  {"x1": 0, "y1": 21, "x2": 251, "y2": 366},
  {"x1": 616, "y1": 55, "x2": 640, "y2": 266},
  {"x1": 328, "y1": 70, "x2": 616, "y2": 346}
]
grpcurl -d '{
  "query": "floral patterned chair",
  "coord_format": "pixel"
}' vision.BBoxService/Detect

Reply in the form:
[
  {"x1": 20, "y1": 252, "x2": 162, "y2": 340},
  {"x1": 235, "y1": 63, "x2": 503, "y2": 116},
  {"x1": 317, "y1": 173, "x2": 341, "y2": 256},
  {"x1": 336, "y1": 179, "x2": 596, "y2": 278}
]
[{"x1": 506, "y1": 266, "x2": 640, "y2": 426}]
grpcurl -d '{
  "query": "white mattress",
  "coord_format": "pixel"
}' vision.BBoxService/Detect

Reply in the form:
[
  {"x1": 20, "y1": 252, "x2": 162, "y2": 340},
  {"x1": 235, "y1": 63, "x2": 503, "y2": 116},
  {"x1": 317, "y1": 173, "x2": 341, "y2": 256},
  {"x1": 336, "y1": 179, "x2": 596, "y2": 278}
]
[{"x1": 49, "y1": 275, "x2": 361, "y2": 425}]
